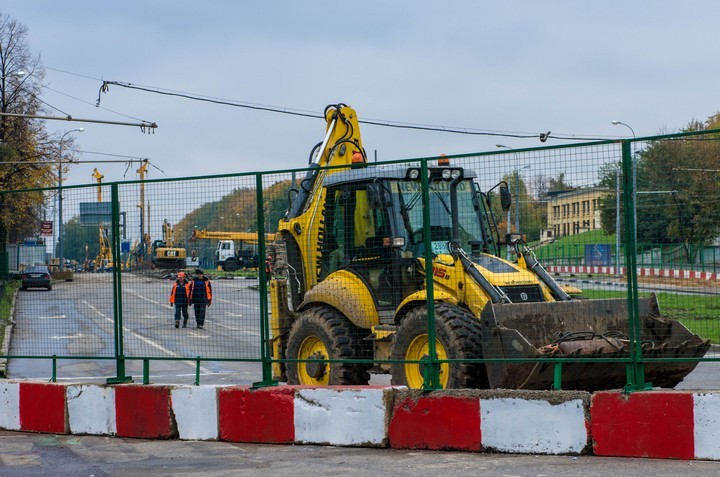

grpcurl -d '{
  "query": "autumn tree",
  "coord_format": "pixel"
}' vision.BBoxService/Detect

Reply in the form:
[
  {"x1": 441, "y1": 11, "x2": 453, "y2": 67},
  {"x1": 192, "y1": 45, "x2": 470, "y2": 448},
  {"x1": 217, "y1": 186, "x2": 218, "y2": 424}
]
[
  {"x1": 0, "y1": 12, "x2": 70, "y2": 276},
  {"x1": 598, "y1": 113, "x2": 720, "y2": 260}
]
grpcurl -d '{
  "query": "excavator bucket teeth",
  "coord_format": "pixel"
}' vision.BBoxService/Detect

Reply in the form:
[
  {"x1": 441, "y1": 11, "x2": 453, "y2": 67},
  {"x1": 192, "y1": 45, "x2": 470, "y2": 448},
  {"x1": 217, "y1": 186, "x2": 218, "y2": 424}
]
[{"x1": 479, "y1": 295, "x2": 710, "y2": 391}]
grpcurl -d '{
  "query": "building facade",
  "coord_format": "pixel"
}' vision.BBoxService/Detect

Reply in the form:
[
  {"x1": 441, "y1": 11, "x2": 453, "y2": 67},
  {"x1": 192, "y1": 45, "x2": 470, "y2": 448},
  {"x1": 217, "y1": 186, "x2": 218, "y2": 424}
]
[{"x1": 542, "y1": 188, "x2": 608, "y2": 241}]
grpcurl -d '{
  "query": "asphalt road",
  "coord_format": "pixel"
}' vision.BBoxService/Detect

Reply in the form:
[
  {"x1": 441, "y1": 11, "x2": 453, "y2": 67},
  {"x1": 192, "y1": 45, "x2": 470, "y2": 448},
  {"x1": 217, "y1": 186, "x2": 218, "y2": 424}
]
[
  {"x1": 6, "y1": 271, "x2": 720, "y2": 389},
  {"x1": 1, "y1": 430, "x2": 718, "y2": 477},
  {"x1": 8, "y1": 272, "x2": 265, "y2": 385}
]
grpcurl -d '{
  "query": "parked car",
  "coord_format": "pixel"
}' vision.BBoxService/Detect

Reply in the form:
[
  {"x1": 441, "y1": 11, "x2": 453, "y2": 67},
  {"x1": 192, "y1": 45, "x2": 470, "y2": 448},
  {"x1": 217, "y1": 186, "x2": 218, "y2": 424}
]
[{"x1": 21, "y1": 266, "x2": 52, "y2": 291}]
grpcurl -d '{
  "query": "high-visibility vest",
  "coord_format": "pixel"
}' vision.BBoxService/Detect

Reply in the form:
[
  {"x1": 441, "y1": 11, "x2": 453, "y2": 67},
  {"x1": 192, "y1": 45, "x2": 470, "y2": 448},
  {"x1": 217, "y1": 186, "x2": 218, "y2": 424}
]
[
  {"x1": 170, "y1": 280, "x2": 192, "y2": 304},
  {"x1": 190, "y1": 278, "x2": 212, "y2": 303}
]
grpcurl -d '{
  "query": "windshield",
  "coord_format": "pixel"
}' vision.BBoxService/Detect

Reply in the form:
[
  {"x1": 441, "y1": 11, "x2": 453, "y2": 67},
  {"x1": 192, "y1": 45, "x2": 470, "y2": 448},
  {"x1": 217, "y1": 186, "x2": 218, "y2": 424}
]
[{"x1": 394, "y1": 178, "x2": 490, "y2": 256}]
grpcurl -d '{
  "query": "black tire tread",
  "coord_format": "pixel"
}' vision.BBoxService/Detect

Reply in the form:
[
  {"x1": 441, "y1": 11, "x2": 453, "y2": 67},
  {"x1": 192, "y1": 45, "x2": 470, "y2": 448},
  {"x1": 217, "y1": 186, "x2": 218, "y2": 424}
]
[
  {"x1": 390, "y1": 303, "x2": 488, "y2": 389},
  {"x1": 286, "y1": 306, "x2": 371, "y2": 385}
]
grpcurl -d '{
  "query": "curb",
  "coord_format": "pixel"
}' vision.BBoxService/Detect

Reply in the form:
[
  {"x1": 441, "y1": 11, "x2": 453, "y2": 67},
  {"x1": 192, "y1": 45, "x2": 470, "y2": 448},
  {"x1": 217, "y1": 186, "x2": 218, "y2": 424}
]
[{"x1": 2, "y1": 381, "x2": 718, "y2": 459}]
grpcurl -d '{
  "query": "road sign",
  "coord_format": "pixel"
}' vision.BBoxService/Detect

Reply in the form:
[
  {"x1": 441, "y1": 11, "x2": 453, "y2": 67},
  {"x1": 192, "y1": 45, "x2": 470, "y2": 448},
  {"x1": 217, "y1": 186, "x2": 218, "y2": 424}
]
[{"x1": 40, "y1": 221, "x2": 53, "y2": 236}]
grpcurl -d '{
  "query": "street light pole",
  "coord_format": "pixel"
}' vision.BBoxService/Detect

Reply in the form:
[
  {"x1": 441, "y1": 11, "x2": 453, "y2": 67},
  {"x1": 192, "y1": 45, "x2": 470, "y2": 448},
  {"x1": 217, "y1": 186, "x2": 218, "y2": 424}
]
[
  {"x1": 496, "y1": 144, "x2": 518, "y2": 260},
  {"x1": 57, "y1": 128, "x2": 84, "y2": 271},
  {"x1": 615, "y1": 166, "x2": 621, "y2": 276},
  {"x1": 514, "y1": 165, "x2": 531, "y2": 234},
  {"x1": 612, "y1": 121, "x2": 636, "y2": 274}
]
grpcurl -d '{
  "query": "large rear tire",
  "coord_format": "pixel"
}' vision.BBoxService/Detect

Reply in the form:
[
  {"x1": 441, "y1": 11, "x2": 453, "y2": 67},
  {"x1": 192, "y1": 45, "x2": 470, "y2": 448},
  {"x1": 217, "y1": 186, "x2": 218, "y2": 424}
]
[
  {"x1": 390, "y1": 303, "x2": 488, "y2": 389},
  {"x1": 285, "y1": 306, "x2": 371, "y2": 386}
]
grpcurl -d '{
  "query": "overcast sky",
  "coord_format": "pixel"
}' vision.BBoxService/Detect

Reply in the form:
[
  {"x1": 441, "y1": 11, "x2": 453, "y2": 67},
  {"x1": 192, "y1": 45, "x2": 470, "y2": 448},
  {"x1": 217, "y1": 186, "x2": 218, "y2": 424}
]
[{"x1": 4, "y1": 1, "x2": 720, "y2": 187}]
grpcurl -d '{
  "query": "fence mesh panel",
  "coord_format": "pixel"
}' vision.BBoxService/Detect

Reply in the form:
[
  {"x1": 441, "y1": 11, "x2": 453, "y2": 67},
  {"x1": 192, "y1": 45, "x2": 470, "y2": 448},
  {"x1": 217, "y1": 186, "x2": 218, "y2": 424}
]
[{"x1": 2, "y1": 130, "x2": 718, "y2": 388}]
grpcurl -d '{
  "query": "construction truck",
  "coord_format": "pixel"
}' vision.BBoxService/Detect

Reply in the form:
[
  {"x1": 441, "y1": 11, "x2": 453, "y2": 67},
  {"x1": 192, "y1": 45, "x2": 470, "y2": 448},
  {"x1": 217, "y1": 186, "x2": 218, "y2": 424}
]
[
  {"x1": 191, "y1": 230, "x2": 276, "y2": 272},
  {"x1": 152, "y1": 219, "x2": 187, "y2": 269},
  {"x1": 268, "y1": 103, "x2": 709, "y2": 391}
]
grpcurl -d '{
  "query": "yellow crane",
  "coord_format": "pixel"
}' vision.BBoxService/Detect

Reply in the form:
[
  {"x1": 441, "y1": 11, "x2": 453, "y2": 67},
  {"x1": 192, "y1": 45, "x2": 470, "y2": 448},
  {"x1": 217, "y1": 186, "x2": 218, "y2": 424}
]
[{"x1": 91, "y1": 168, "x2": 112, "y2": 272}]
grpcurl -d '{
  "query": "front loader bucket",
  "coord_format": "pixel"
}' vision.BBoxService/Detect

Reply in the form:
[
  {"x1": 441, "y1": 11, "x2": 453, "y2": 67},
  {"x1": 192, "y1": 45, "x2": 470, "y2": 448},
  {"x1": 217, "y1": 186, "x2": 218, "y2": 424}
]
[{"x1": 479, "y1": 295, "x2": 710, "y2": 391}]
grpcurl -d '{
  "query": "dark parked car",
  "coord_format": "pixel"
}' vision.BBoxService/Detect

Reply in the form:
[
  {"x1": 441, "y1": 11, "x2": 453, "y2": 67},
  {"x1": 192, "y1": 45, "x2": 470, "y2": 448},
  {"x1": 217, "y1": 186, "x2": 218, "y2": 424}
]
[{"x1": 21, "y1": 266, "x2": 52, "y2": 291}]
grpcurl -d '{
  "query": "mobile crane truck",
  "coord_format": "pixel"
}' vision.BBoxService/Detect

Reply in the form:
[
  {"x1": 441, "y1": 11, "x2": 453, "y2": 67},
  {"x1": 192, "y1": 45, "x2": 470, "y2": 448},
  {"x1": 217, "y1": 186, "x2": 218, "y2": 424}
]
[
  {"x1": 190, "y1": 230, "x2": 276, "y2": 271},
  {"x1": 268, "y1": 103, "x2": 709, "y2": 390}
]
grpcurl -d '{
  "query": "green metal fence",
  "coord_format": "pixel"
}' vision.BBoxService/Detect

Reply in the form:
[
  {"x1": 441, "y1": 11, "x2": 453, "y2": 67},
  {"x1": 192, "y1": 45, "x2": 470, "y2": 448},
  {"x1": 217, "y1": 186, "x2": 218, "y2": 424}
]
[{"x1": 1, "y1": 128, "x2": 719, "y2": 392}]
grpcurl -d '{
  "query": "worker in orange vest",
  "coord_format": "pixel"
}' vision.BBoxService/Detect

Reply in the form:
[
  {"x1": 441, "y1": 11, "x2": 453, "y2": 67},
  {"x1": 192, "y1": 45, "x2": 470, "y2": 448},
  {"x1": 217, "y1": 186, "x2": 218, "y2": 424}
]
[
  {"x1": 190, "y1": 269, "x2": 212, "y2": 329},
  {"x1": 170, "y1": 271, "x2": 191, "y2": 328}
]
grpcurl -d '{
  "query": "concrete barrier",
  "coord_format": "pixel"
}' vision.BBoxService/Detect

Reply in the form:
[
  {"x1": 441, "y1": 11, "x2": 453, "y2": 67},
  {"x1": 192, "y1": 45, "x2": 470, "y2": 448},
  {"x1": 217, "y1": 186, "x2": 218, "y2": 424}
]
[
  {"x1": 592, "y1": 391, "x2": 720, "y2": 460},
  {"x1": 1, "y1": 381, "x2": 719, "y2": 460},
  {"x1": 388, "y1": 389, "x2": 590, "y2": 454}
]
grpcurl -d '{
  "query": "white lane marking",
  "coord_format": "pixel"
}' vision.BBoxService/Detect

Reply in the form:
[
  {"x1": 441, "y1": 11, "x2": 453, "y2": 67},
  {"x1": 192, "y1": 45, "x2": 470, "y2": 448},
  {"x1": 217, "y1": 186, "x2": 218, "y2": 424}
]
[
  {"x1": 81, "y1": 300, "x2": 213, "y2": 374},
  {"x1": 214, "y1": 298, "x2": 258, "y2": 309},
  {"x1": 39, "y1": 315, "x2": 66, "y2": 319},
  {"x1": 213, "y1": 321, "x2": 259, "y2": 335},
  {"x1": 124, "y1": 286, "x2": 260, "y2": 334},
  {"x1": 125, "y1": 287, "x2": 259, "y2": 310},
  {"x1": 51, "y1": 333, "x2": 83, "y2": 339},
  {"x1": 124, "y1": 288, "x2": 172, "y2": 309},
  {"x1": 30, "y1": 371, "x2": 256, "y2": 382}
]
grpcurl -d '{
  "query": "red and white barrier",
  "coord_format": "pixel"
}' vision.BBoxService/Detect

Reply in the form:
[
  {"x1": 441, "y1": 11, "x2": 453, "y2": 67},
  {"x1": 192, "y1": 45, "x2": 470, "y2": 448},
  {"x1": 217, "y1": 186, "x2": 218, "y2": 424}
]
[
  {"x1": 388, "y1": 390, "x2": 590, "y2": 454},
  {"x1": 547, "y1": 265, "x2": 719, "y2": 281},
  {"x1": 3, "y1": 380, "x2": 720, "y2": 460},
  {"x1": 592, "y1": 391, "x2": 720, "y2": 460}
]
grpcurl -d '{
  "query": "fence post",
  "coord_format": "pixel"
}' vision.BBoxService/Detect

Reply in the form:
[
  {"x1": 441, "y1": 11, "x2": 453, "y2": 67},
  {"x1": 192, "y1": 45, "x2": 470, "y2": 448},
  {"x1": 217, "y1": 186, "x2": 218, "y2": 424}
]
[
  {"x1": 107, "y1": 183, "x2": 132, "y2": 384},
  {"x1": 252, "y1": 172, "x2": 278, "y2": 388},
  {"x1": 621, "y1": 140, "x2": 650, "y2": 393},
  {"x1": 420, "y1": 159, "x2": 441, "y2": 390}
]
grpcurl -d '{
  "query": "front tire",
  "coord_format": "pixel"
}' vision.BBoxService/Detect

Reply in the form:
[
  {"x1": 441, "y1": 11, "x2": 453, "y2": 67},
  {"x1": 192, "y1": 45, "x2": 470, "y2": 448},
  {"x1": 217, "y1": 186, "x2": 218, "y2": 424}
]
[
  {"x1": 285, "y1": 306, "x2": 371, "y2": 386},
  {"x1": 390, "y1": 303, "x2": 488, "y2": 389}
]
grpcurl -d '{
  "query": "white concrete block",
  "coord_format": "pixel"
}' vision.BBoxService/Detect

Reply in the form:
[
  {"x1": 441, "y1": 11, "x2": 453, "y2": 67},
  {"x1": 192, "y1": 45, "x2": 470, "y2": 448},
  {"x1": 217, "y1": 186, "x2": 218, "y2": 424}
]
[
  {"x1": 67, "y1": 384, "x2": 116, "y2": 435},
  {"x1": 171, "y1": 385, "x2": 218, "y2": 440},
  {"x1": 481, "y1": 397, "x2": 587, "y2": 454},
  {"x1": 693, "y1": 393, "x2": 720, "y2": 460},
  {"x1": 0, "y1": 381, "x2": 20, "y2": 430},
  {"x1": 294, "y1": 388, "x2": 387, "y2": 446}
]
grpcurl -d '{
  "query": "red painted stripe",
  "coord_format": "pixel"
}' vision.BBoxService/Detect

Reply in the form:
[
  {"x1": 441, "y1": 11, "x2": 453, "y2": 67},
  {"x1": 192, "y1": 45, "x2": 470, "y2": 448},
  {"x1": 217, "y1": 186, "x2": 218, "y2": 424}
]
[
  {"x1": 388, "y1": 395, "x2": 481, "y2": 451},
  {"x1": 115, "y1": 385, "x2": 175, "y2": 438},
  {"x1": 218, "y1": 386, "x2": 295, "y2": 443},
  {"x1": 19, "y1": 382, "x2": 67, "y2": 434},
  {"x1": 591, "y1": 392, "x2": 694, "y2": 459}
]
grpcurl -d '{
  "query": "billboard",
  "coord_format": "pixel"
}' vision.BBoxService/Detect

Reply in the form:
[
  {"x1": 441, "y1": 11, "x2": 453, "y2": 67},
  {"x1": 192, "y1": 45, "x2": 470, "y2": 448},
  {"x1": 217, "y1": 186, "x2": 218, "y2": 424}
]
[{"x1": 80, "y1": 202, "x2": 112, "y2": 225}]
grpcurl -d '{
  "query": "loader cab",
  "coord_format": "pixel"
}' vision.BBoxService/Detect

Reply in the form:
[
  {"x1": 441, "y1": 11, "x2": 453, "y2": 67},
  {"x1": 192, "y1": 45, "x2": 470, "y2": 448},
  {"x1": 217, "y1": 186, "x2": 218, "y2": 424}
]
[{"x1": 319, "y1": 164, "x2": 498, "y2": 311}]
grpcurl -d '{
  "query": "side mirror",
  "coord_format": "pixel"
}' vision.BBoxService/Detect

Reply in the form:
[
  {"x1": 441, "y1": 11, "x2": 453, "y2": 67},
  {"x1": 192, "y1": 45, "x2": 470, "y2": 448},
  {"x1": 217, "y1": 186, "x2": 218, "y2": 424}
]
[{"x1": 500, "y1": 184, "x2": 512, "y2": 211}]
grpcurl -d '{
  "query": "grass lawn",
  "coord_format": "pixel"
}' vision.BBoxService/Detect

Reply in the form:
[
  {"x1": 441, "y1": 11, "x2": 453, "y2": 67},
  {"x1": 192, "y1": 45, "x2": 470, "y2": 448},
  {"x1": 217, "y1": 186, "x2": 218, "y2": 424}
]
[
  {"x1": 579, "y1": 288, "x2": 720, "y2": 342},
  {"x1": 532, "y1": 230, "x2": 617, "y2": 261}
]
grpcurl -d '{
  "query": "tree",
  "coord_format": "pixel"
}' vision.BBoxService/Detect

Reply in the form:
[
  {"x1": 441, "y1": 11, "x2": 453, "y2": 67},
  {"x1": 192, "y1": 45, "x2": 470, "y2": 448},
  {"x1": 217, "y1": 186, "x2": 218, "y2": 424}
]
[
  {"x1": 597, "y1": 113, "x2": 720, "y2": 260},
  {"x1": 0, "y1": 12, "x2": 66, "y2": 275},
  {"x1": 548, "y1": 172, "x2": 573, "y2": 193}
]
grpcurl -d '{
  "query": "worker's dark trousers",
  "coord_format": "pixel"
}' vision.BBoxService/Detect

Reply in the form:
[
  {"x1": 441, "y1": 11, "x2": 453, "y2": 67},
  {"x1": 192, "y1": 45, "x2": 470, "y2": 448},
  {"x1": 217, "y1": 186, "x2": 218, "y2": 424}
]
[
  {"x1": 194, "y1": 304, "x2": 207, "y2": 326},
  {"x1": 174, "y1": 304, "x2": 189, "y2": 324}
]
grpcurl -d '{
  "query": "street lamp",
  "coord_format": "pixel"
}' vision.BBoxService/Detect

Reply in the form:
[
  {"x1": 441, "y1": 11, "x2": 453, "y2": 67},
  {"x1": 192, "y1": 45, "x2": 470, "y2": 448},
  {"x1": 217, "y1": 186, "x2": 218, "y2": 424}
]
[
  {"x1": 611, "y1": 120, "x2": 635, "y2": 138},
  {"x1": 57, "y1": 128, "x2": 84, "y2": 270}
]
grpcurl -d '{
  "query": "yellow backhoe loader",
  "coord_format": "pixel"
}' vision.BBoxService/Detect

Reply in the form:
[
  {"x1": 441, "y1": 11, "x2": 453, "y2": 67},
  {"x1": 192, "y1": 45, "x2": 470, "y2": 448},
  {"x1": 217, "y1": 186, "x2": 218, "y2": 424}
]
[{"x1": 268, "y1": 103, "x2": 709, "y2": 391}]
